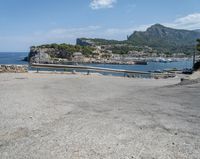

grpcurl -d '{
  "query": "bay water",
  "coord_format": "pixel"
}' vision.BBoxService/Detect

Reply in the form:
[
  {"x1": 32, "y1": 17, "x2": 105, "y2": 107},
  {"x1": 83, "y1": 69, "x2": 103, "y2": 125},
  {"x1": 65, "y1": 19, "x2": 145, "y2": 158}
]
[{"x1": 0, "y1": 52, "x2": 193, "y2": 72}]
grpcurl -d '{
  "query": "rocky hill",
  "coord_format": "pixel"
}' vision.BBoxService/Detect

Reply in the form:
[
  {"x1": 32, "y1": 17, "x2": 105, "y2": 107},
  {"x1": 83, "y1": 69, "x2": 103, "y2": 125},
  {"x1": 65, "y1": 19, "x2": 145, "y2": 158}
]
[
  {"x1": 78, "y1": 24, "x2": 200, "y2": 55},
  {"x1": 28, "y1": 44, "x2": 94, "y2": 64},
  {"x1": 194, "y1": 29, "x2": 200, "y2": 33},
  {"x1": 128, "y1": 24, "x2": 200, "y2": 54}
]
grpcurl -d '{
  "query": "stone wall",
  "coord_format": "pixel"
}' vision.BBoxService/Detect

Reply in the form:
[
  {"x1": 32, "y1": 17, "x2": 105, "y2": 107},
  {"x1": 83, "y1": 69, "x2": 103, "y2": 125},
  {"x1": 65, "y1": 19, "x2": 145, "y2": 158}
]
[{"x1": 0, "y1": 65, "x2": 28, "y2": 73}]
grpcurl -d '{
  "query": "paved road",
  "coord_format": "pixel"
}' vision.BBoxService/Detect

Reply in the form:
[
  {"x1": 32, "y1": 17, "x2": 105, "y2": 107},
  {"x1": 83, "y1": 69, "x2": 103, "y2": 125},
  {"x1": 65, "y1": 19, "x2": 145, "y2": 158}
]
[{"x1": 0, "y1": 73, "x2": 199, "y2": 159}]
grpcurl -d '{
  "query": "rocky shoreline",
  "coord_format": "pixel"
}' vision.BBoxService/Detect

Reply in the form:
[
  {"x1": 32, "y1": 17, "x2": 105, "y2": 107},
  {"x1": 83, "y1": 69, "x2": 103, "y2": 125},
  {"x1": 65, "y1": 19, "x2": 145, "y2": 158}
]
[
  {"x1": 43, "y1": 60, "x2": 147, "y2": 65},
  {"x1": 28, "y1": 46, "x2": 149, "y2": 65},
  {"x1": 0, "y1": 65, "x2": 28, "y2": 73}
]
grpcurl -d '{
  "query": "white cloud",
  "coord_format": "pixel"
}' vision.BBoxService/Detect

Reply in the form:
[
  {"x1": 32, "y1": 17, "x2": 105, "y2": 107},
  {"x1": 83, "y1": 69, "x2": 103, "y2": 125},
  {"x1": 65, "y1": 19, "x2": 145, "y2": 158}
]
[
  {"x1": 0, "y1": 26, "x2": 102, "y2": 51},
  {"x1": 90, "y1": 0, "x2": 117, "y2": 10},
  {"x1": 44, "y1": 26, "x2": 102, "y2": 40},
  {"x1": 103, "y1": 24, "x2": 153, "y2": 38},
  {"x1": 164, "y1": 13, "x2": 200, "y2": 30},
  {"x1": 2, "y1": 13, "x2": 200, "y2": 51},
  {"x1": 120, "y1": 13, "x2": 200, "y2": 32},
  {"x1": 103, "y1": 13, "x2": 200, "y2": 38},
  {"x1": 106, "y1": 13, "x2": 200, "y2": 39},
  {"x1": 0, "y1": 24, "x2": 154, "y2": 51}
]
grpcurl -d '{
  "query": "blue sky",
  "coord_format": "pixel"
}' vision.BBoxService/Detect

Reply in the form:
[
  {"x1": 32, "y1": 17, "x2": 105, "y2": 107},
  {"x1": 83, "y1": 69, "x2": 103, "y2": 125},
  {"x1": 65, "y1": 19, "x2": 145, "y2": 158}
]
[{"x1": 0, "y1": 0, "x2": 200, "y2": 51}]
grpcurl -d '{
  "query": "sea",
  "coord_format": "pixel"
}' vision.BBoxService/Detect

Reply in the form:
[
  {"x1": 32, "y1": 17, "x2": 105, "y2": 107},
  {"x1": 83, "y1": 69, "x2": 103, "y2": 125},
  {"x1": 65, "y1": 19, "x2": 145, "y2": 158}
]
[
  {"x1": 0, "y1": 52, "x2": 28, "y2": 65},
  {"x1": 0, "y1": 52, "x2": 193, "y2": 72}
]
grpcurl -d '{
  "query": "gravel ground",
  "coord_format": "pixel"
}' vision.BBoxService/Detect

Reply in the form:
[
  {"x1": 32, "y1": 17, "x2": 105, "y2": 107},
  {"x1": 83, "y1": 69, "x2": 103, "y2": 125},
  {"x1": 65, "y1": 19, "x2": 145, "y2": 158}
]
[{"x1": 0, "y1": 73, "x2": 200, "y2": 159}]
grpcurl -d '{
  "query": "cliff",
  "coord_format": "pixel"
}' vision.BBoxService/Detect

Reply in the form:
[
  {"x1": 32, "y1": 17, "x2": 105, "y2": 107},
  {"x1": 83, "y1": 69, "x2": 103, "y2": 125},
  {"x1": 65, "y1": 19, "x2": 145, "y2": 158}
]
[{"x1": 28, "y1": 44, "x2": 94, "y2": 64}]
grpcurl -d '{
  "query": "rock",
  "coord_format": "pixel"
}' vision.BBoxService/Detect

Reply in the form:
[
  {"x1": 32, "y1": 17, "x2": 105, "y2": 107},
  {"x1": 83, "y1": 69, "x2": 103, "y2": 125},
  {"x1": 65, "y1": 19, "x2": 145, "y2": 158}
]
[
  {"x1": 0, "y1": 65, "x2": 28, "y2": 73},
  {"x1": 189, "y1": 69, "x2": 200, "y2": 80},
  {"x1": 28, "y1": 47, "x2": 72, "y2": 64},
  {"x1": 22, "y1": 56, "x2": 28, "y2": 62},
  {"x1": 28, "y1": 47, "x2": 52, "y2": 64}
]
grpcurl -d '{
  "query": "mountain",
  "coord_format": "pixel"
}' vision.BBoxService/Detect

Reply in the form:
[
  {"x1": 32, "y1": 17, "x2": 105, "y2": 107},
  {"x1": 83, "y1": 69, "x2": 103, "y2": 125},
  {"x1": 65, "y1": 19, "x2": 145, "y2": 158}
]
[
  {"x1": 194, "y1": 29, "x2": 200, "y2": 33},
  {"x1": 78, "y1": 24, "x2": 200, "y2": 55},
  {"x1": 28, "y1": 24, "x2": 200, "y2": 64},
  {"x1": 127, "y1": 24, "x2": 200, "y2": 54}
]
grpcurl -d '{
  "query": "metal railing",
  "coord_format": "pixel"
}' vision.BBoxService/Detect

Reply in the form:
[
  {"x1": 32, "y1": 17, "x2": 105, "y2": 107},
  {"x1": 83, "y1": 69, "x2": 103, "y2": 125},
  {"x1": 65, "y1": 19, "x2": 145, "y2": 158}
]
[{"x1": 30, "y1": 63, "x2": 151, "y2": 78}]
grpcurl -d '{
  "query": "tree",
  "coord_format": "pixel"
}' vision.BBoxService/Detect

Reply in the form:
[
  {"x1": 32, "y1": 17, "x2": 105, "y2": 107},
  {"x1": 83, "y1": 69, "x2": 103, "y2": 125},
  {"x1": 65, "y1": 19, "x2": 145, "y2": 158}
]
[
  {"x1": 193, "y1": 61, "x2": 200, "y2": 71},
  {"x1": 193, "y1": 39, "x2": 200, "y2": 71},
  {"x1": 197, "y1": 39, "x2": 200, "y2": 52}
]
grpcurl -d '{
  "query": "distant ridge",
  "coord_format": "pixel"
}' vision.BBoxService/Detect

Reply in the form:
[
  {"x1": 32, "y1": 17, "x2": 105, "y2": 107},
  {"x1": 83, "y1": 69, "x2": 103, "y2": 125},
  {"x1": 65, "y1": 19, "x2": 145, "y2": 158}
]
[
  {"x1": 78, "y1": 24, "x2": 200, "y2": 55},
  {"x1": 127, "y1": 24, "x2": 200, "y2": 53},
  {"x1": 194, "y1": 29, "x2": 200, "y2": 33}
]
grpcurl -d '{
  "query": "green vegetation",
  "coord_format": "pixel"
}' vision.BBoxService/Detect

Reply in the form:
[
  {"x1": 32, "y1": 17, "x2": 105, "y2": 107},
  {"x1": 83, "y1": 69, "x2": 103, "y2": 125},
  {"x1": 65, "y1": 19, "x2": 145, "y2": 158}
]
[
  {"x1": 108, "y1": 45, "x2": 149, "y2": 54},
  {"x1": 31, "y1": 24, "x2": 200, "y2": 58},
  {"x1": 193, "y1": 39, "x2": 200, "y2": 71},
  {"x1": 79, "y1": 38, "x2": 125, "y2": 45},
  {"x1": 31, "y1": 43, "x2": 94, "y2": 57},
  {"x1": 197, "y1": 39, "x2": 200, "y2": 52},
  {"x1": 80, "y1": 24, "x2": 200, "y2": 55},
  {"x1": 78, "y1": 38, "x2": 153, "y2": 55},
  {"x1": 109, "y1": 45, "x2": 131, "y2": 54},
  {"x1": 127, "y1": 24, "x2": 200, "y2": 55}
]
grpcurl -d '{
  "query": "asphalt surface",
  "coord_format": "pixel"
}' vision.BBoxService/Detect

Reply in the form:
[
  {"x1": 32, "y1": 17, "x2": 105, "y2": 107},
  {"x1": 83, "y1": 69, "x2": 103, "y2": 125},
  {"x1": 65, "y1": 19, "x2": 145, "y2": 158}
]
[{"x1": 0, "y1": 73, "x2": 199, "y2": 159}]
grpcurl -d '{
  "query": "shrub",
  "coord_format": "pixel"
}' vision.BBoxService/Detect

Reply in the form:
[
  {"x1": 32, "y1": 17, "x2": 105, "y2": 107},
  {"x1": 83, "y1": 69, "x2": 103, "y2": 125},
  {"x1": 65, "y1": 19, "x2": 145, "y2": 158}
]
[{"x1": 193, "y1": 61, "x2": 200, "y2": 71}]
